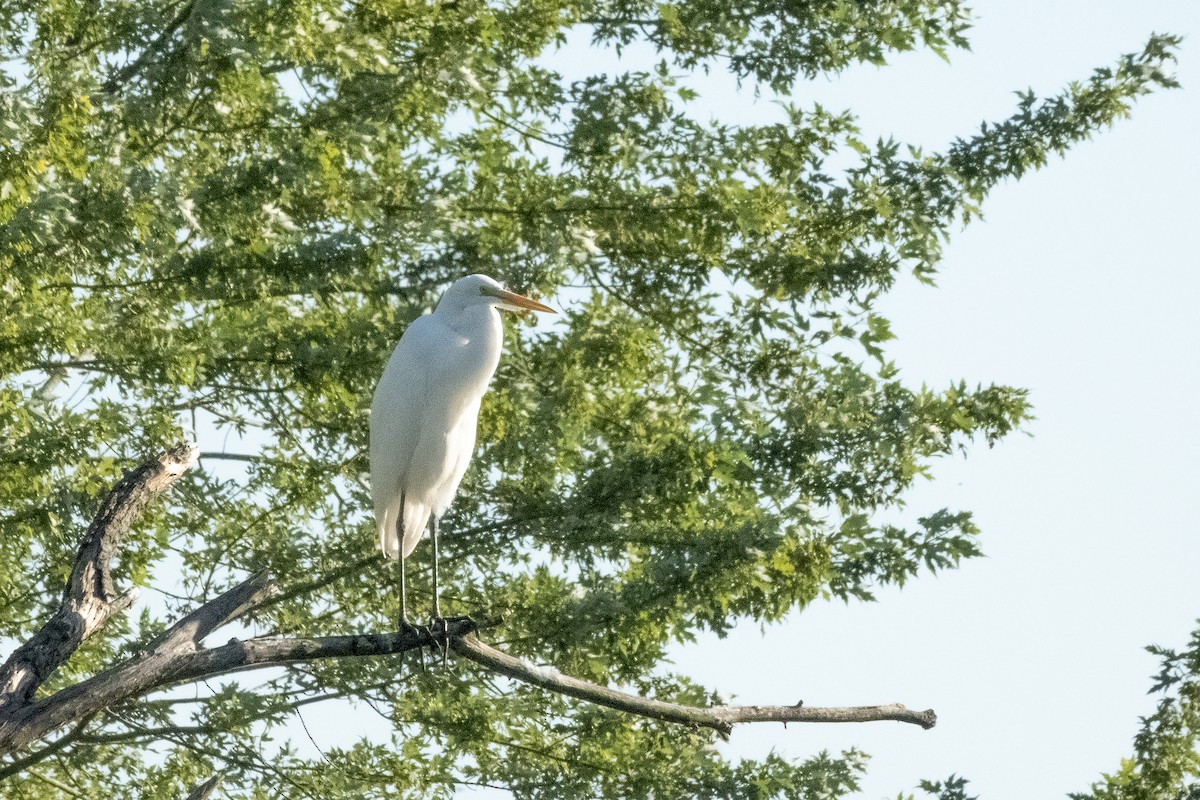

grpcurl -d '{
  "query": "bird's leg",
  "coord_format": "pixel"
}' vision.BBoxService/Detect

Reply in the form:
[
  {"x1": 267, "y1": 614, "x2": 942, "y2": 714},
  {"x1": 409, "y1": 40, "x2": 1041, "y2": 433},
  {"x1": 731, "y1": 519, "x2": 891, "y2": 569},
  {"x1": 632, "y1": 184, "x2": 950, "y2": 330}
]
[
  {"x1": 430, "y1": 515, "x2": 448, "y2": 666},
  {"x1": 398, "y1": 545, "x2": 408, "y2": 629},
  {"x1": 431, "y1": 515, "x2": 443, "y2": 620},
  {"x1": 402, "y1": 549, "x2": 427, "y2": 674},
  {"x1": 398, "y1": 492, "x2": 410, "y2": 629},
  {"x1": 397, "y1": 494, "x2": 426, "y2": 673}
]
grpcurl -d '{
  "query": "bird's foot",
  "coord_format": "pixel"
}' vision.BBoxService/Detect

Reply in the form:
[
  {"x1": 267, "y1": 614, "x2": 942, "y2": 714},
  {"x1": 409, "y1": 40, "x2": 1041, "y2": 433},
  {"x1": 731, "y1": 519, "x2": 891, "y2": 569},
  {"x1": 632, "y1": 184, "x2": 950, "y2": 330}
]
[
  {"x1": 398, "y1": 620, "x2": 430, "y2": 674},
  {"x1": 430, "y1": 616, "x2": 451, "y2": 667},
  {"x1": 429, "y1": 616, "x2": 474, "y2": 666}
]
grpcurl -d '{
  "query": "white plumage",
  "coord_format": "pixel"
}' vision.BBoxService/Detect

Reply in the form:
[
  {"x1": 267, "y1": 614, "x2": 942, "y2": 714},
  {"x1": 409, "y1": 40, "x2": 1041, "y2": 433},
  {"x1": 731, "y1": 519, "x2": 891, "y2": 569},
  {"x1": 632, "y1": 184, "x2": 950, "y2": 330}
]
[{"x1": 370, "y1": 274, "x2": 553, "y2": 562}]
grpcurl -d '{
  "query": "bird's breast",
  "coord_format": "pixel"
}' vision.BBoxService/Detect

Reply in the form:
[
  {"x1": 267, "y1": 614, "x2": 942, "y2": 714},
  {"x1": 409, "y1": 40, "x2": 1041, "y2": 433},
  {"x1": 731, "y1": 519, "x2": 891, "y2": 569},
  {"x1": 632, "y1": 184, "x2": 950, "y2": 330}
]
[{"x1": 431, "y1": 330, "x2": 502, "y2": 414}]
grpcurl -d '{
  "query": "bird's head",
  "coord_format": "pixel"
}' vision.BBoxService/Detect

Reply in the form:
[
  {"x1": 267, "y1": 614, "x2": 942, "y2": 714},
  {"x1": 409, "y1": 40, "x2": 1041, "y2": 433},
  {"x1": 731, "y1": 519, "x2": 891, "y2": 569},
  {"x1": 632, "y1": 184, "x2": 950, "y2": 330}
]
[{"x1": 437, "y1": 274, "x2": 556, "y2": 315}]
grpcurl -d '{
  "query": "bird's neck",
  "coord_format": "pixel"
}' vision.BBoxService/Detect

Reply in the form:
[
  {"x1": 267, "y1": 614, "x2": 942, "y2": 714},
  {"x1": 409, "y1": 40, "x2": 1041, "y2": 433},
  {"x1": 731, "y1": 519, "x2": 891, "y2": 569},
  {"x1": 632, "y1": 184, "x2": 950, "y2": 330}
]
[
  {"x1": 437, "y1": 306, "x2": 504, "y2": 389},
  {"x1": 440, "y1": 304, "x2": 502, "y2": 343}
]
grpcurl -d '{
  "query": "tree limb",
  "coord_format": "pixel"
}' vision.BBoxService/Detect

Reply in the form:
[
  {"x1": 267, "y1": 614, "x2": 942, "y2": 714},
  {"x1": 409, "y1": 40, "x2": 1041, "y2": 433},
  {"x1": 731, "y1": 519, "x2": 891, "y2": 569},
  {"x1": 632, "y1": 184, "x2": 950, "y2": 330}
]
[
  {"x1": 0, "y1": 442, "x2": 936, "y2": 769},
  {"x1": 26, "y1": 767, "x2": 86, "y2": 798},
  {"x1": 451, "y1": 635, "x2": 937, "y2": 735},
  {"x1": 0, "y1": 443, "x2": 199, "y2": 711},
  {"x1": 0, "y1": 579, "x2": 475, "y2": 757}
]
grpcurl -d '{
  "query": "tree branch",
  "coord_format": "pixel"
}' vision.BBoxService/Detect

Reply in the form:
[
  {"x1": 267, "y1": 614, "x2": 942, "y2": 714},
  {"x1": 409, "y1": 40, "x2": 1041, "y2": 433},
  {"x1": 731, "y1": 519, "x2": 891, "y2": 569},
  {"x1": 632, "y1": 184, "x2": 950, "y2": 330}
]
[
  {"x1": 198, "y1": 451, "x2": 260, "y2": 462},
  {"x1": 150, "y1": 570, "x2": 278, "y2": 653},
  {"x1": 451, "y1": 635, "x2": 936, "y2": 735},
  {"x1": 0, "y1": 585, "x2": 476, "y2": 757},
  {"x1": 0, "y1": 443, "x2": 199, "y2": 710},
  {"x1": 0, "y1": 441, "x2": 936, "y2": 769},
  {"x1": 26, "y1": 767, "x2": 86, "y2": 798}
]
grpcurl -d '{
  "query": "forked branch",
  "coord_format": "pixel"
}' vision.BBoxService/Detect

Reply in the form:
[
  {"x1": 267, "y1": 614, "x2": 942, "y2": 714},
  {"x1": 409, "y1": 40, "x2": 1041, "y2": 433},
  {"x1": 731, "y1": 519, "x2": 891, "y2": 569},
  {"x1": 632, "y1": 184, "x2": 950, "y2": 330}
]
[
  {"x1": 0, "y1": 574, "x2": 472, "y2": 755},
  {"x1": 0, "y1": 444, "x2": 938, "y2": 767},
  {"x1": 0, "y1": 443, "x2": 199, "y2": 711}
]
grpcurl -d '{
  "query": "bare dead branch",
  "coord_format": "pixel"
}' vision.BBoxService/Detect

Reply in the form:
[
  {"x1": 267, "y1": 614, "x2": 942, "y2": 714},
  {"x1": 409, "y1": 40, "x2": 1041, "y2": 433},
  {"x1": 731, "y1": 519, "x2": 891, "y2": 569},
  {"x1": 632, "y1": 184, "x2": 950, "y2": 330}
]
[
  {"x1": 157, "y1": 618, "x2": 479, "y2": 686},
  {"x1": 198, "y1": 452, "x2": 260, "y2": 462},
  {"x1": 0, "y1": 592, "x2": 475, "y2": 757},
  {"x1": 0, "y1": 443, "x2": 199, "y2": 710},
  {"x1": 0, "y1": 440, "x2": 937, "y2": 773},
  {"x1": 150, "y1": 570, "x2": 278, "y2": 652},
  {"x1": 451, "y1": 635, "x2": 937, "y2": 735}
]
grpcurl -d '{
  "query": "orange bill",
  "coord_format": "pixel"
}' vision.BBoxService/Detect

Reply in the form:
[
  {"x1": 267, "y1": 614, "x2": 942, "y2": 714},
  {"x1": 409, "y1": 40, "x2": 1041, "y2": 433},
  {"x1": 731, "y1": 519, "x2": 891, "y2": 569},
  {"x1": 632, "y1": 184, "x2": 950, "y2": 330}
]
[{"x1": 482, "y1": 285, "x2": 556, "y2": 313}]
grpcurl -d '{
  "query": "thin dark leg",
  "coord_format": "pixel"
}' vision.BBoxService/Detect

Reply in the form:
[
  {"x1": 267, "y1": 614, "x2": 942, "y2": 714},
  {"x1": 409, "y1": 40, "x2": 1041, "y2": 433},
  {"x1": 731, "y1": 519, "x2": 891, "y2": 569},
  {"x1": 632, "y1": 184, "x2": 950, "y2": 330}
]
[
  {"x1": 398, "y1": 493, "x2": 408, "y2": 629},
  {"x1": 397, "y1": 494, "x2": 426, "y2": 673},
  {"x1": 431, "y1": 515, "x2": 442, "y2": 620},
  {"x1": 431, "y1": 515, "x2": 447, "y2": 666},
  {"x1": 398, "y1": 546, "x2": 408, "y2": 628}
]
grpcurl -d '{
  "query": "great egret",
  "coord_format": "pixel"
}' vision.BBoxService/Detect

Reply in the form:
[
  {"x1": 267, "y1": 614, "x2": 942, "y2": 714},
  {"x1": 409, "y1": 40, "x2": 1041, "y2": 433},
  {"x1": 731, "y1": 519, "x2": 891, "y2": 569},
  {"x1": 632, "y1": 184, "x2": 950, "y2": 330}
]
[{"x1": 370, "y1": 274, "x2": 554, "y2": 634}]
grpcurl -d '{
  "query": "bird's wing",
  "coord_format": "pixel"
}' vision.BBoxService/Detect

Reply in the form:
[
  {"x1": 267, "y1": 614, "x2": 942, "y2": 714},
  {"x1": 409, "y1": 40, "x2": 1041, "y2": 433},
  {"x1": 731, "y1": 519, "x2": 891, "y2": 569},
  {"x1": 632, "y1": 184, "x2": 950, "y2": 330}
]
[
  {"x1": 370, "y1": 315, "x2": 442, "y2": 557},
  {"x1": 403, "y1": 318, "x2": 490, "y2": 517},
  {"x1": 428, "y1": 397, "x2": 481, "y2": 517}
]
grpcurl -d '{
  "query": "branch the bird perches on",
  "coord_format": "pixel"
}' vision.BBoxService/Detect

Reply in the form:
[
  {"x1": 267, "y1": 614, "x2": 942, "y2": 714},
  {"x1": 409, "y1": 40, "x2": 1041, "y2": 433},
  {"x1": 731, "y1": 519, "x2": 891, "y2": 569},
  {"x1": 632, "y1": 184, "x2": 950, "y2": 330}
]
[{"x1": 0, "y1": 445, "x2": 936, "y2": 764}]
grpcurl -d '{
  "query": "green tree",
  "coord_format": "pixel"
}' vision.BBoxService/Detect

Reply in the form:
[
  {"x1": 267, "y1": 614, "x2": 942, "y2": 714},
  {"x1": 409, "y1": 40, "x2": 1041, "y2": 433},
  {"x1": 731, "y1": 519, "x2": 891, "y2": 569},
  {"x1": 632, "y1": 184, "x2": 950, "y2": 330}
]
[
  {"x1": 1069, "y1": 624, "x2": 1200, "y2": 800},
  {"x1": 900, "y1": 621, "x2": 1200, "y2": 800},
  {"x1": 0, "y1": 0, "x2": 1181, "y2": 796}
]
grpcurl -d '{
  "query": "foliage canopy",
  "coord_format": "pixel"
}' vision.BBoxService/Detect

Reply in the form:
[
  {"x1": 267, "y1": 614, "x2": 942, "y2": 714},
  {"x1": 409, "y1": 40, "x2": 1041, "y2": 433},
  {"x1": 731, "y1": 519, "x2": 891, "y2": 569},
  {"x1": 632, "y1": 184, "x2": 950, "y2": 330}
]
[{"x1": 0, "y1": 0, "x2": 1183, "y2": 796}]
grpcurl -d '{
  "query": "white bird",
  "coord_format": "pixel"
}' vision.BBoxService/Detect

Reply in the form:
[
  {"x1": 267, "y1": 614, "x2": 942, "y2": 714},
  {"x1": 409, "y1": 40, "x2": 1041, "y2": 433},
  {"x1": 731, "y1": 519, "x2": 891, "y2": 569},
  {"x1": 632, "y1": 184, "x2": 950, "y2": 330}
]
[{"x1": 370, "y1": 274, "x2": 554, "y2": 628}]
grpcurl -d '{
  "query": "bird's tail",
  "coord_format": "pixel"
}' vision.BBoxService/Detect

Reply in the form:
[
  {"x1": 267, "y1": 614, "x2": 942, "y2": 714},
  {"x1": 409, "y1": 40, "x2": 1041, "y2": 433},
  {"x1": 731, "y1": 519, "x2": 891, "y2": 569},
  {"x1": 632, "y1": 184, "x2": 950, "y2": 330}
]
[{"x1": 378, "y1": 492, "x2": 432, "y2": 560}]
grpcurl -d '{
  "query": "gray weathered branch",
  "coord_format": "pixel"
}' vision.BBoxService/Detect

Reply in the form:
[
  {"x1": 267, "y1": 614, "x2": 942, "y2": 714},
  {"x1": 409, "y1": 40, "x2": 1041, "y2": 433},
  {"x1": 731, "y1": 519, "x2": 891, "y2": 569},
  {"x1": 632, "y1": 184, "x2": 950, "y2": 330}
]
[
  {"x1": 452, "y1": 635, "x2": 937, "y2": 735},
  {"x1": 0, "y1": 443, "x2": 199, "y2": 711},
  {"x1": 0, "y1": 573, "x2": 474, "y2": 756},
  {"x1": 0, "y1": 443, "x2": 937, "y2": 771}
]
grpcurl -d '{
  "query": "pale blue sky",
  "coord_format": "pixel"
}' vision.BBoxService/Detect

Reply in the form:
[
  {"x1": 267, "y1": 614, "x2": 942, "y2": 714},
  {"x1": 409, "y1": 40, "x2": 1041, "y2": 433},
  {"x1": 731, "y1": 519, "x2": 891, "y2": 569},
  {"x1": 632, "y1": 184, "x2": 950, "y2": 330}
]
[{"x1": 657, "y1": 1, "x2": 1200, "y2": 797}]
